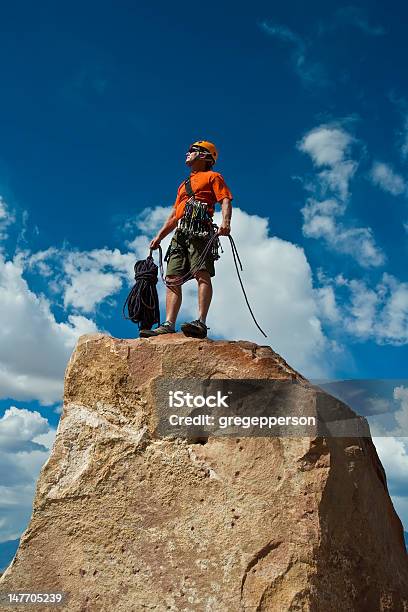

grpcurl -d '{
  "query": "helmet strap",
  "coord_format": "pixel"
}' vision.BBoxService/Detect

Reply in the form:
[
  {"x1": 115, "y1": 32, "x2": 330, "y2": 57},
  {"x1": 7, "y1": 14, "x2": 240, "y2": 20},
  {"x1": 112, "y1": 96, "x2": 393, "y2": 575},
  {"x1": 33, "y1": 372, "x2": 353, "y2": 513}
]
[{"x1": 198, "y1": 151, "x2": 214, "y2": 165}]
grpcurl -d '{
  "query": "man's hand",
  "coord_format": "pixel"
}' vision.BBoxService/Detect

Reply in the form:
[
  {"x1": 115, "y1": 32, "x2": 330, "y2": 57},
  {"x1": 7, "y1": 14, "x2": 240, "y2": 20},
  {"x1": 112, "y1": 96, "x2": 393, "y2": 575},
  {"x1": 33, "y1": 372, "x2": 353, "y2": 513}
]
[
  {"x1": 150, "y1": 236, "x2": 161, "y2": 250},
  {"x1": 217, "y1": 223, "x2": 231, "y2": 236}
]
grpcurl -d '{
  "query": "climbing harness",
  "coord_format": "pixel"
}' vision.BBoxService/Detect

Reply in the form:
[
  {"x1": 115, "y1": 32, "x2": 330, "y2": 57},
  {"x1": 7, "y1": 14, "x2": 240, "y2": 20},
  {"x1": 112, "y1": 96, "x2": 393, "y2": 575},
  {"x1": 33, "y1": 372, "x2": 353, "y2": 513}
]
[
  {"x1": 164, "y1": 229, "x2": 222, "y2": 269},
  {"x1": 165, "y1": 177, "x2": 222, "y2": 265},
  {"x1": 178, "y1": 199, "x2": 215, "y2": 238},
  {"x1": 178, "y1": 177, "x2": 220, "y2": 238}
]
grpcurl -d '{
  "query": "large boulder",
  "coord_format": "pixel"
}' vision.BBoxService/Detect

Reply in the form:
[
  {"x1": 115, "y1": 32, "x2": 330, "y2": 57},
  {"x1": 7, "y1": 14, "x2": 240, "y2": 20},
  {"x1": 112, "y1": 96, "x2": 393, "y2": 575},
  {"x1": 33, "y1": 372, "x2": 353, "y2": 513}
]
[{"x1": 1, "y1": 333, "x2": 407, "y2": 611}]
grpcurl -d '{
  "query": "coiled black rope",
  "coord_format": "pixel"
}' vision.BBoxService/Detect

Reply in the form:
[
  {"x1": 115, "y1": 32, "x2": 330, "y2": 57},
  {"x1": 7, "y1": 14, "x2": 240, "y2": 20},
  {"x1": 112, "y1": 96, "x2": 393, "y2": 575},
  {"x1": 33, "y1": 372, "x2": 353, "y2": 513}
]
[{"x1": 122, "y1": 252, "x2": 160, "y2": 330}]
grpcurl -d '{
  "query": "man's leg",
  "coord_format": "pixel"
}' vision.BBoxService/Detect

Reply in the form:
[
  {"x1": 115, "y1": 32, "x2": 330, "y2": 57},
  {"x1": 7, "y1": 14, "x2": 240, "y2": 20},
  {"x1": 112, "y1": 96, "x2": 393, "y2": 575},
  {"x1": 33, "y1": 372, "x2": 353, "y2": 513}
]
[
  {"x1": 195, "y1": 270, "x2": 213, "y2": 324},
  {"x1": 139, "y1": 276, "x2": 181, "y2": 337},
  {"x1": 180, "y1": 236, "x2": 215, "y2": 339},
  {"x1": 165, "y1": 276, "x2": 182, "y2": 324},
  {"x1": 180, "y1": 270, "x2": 212, "y2": 339}
]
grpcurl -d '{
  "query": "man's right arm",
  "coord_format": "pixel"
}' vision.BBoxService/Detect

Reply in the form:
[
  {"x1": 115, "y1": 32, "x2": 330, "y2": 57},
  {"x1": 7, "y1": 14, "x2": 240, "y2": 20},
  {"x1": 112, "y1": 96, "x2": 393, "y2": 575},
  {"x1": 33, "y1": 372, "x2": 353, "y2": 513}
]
[{"x1": 149, "y1": 209, "x2": 178, "y2": 249}]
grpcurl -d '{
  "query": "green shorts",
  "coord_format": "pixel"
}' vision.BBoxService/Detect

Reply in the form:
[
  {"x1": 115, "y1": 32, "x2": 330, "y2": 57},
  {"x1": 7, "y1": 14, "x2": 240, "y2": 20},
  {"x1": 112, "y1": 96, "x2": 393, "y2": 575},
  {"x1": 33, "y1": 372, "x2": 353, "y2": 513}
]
[{"x1": 165, "y1": 229, "x2": 215, "y2": 279}]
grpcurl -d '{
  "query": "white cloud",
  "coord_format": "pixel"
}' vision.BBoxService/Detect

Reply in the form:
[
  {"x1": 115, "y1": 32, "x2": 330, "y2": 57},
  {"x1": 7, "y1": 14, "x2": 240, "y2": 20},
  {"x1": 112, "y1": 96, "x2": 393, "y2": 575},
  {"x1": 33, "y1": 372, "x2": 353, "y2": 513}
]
[
  {"x1": 64, "y1": 270, "x2": 122, "y2": 312},
  {"x1": 373, "y1": 436, "x2": 408, "y2": 496},
  {"x1": 0, "y1": 197, "x2": 15, "y2": 244},
  {"x1": 259, "y1": 22, "x2": 326, "y2": 86},
  {"x1": 0, "y1": 199, "x2": 9, "y2": 224},
  {"x1": 0, "y1": 407, "x2": 56, "y2": 542},
  {"x1": 0, "y1": 407, "x2": 50, "y2": 453},
  {"x1": 334, "y1": 7, "x2": 386, "y2": 37},
  {"x1": 400, "y1": 115, "x2": 408, "y2": 161},
  {"x1": 29, "y1": 247, "x2": 136, "y2": 314},
  {"x1": 372, "y1": 390, "x2": 408, "y2": 531},
  {"x1": 259, "y1": 22, "x2": 302, "y2": 47},
  {"x1": 298, "y1": 123, "x2": 385, "y2": 268},
  {"x1": 393, "y1": 387, "x2": 408, "y2": 434},
  {"x1": 0, "y1": 253, "x2": 97, "y2": 404},
  {"x1": 317, "y1": 161, "x2": 358, "y2": 201},
  {"x1": 373, "y1": 434, "x2": 408, "y2": 531},
  {"x1": 370, "y1": 162, "x2": 406, "y2": 196},
  {"x1": 27, "y1": 247, "x2": 59, "y2": 277},
  {"x1": 389, "y1": 99, "x2": 408, "y2": 162},
  {"x1": 377, "y1": 280, "x2": 408, "y2": 343},
  {"x1": 301, "y1": 199, "x2": 385, "y2": 268},
  {"x1": 321, "y1": 273, "x2": 408, "y2": 345},
  {"x1": 342, "y1": 277, "x2": 379, "y2": 337},
  {"x1": 391, "y1": 495, "x2": 408, "y2": 534},
  {"x1": 315, "y1": 285, "x2": 341, "y2": 323},
  {"x1": 301, "y1": 198, "x2": 344, "y2": 240},
  {"x1": 298, "y1": 126, "x2": 354, "y2": 167},
  {"x1": 127, "y1": 205, "x2": 172, "y2": 237},
  {"x1": 335, "y1": 227, "x2": 385, "y2": 267}
]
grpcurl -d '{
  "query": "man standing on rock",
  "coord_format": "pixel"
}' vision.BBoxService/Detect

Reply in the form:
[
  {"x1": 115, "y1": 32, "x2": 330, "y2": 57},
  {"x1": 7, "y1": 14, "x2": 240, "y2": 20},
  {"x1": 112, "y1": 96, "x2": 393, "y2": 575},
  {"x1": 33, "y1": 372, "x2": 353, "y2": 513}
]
[{"x1": 141, "y1": 140, "x2": 233, "y2": 340}]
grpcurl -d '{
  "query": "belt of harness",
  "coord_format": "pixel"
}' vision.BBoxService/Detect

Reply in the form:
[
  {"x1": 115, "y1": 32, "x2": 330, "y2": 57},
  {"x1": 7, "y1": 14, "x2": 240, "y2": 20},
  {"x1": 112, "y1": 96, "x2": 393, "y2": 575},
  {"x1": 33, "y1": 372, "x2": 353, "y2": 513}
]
[{"x1": 169, "y1": 177, "x2": 222, "y2": 262}]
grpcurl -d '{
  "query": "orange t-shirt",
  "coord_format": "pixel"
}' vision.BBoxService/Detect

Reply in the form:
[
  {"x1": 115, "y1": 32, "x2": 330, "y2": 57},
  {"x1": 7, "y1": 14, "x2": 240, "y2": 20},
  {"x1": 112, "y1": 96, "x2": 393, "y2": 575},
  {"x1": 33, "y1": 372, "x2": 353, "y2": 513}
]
[{"x1": 173, "y1": 170, "x2": 233, "y2": 221}]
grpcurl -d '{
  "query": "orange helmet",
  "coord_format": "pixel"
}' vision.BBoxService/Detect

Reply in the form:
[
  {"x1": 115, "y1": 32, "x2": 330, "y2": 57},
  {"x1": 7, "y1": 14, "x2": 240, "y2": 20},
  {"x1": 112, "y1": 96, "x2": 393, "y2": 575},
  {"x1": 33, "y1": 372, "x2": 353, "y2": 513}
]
[{"x1": 191, "y1": 140, "x2": 218, "y2": 164}]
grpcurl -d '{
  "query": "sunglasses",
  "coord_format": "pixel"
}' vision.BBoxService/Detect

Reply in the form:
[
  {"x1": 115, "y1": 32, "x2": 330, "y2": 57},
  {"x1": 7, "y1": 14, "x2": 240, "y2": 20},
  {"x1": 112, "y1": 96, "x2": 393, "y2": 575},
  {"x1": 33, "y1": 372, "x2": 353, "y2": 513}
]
[{"x1": 187, "y1": 146, "x2": 205, "y2": 154}]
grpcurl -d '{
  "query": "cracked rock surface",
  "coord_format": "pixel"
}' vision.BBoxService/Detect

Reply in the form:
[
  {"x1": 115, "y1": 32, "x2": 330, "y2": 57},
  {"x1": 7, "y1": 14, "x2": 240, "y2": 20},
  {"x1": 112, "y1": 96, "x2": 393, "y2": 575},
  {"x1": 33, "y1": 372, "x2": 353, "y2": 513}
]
[{"x1": 1, "y1": 333, "x2": 408, "y2": 611}]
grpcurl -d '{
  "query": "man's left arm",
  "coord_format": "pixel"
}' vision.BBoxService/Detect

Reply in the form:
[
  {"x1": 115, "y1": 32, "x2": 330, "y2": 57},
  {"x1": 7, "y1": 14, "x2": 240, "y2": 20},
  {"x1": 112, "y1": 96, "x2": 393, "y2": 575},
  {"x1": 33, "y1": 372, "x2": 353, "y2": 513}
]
[{"x1": 218, "y1": 197, "x2": 232, "y2": 235}]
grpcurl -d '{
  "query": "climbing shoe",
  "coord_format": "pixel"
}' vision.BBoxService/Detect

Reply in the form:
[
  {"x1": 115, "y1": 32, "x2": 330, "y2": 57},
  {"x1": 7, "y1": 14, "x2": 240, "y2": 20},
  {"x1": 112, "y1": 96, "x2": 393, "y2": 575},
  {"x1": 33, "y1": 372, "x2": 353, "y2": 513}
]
[
  {"x1": 180, "y1": 319, "x2": 208, "y2": 339},
  {"x1": 140, "y1": 322, "x2": 176, "y2": 338}
]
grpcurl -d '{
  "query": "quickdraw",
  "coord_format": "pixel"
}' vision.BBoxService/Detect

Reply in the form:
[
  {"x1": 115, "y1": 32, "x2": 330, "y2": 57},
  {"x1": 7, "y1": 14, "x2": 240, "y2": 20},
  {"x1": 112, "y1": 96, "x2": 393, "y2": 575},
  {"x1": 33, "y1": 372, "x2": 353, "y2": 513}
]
[{"x1": 178, "y1": 199, "x2": 214, "y2": 238}]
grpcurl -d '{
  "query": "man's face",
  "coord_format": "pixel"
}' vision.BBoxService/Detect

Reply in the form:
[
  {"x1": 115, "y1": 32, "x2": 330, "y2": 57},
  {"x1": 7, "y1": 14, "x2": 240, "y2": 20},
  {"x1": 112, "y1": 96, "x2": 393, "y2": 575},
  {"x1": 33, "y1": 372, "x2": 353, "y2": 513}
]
[{"x1": 185, "y1": 146, "x2": 204, "y2": 166}]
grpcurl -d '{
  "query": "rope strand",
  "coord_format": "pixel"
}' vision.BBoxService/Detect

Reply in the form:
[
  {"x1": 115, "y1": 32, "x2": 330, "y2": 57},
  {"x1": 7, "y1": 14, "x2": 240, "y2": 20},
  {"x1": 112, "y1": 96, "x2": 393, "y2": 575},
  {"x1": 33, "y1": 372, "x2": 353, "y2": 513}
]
[{"x1": 157, "y1": 235, "x2": 267, "y2": 337}]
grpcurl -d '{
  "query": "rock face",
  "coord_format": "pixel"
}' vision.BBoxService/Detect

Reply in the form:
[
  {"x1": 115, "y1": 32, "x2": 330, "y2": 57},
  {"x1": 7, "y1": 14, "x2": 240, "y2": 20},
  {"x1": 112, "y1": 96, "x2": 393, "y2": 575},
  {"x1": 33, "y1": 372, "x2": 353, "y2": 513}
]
[{"x1": 1, "y1": 333, "x2": 408, "y2": 611}]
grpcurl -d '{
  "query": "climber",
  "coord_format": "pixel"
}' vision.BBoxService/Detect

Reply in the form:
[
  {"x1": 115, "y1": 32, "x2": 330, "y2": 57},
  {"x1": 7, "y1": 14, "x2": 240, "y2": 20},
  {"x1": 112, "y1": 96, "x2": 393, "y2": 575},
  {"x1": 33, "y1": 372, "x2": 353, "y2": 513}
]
[{"x1": 140, "y1": 140, "x2": 233, "y2": 339}]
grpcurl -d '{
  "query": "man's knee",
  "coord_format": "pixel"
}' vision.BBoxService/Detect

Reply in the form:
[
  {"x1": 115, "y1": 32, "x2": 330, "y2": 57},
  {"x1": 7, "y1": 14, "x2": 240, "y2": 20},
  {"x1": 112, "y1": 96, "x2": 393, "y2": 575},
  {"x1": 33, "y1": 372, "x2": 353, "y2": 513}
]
[
  {"x1": 166, "y1": 276, "x2": 182, "y2": 294},
  {"x1": 194, "y1": 270, "x2": 212, "y2": 286}
]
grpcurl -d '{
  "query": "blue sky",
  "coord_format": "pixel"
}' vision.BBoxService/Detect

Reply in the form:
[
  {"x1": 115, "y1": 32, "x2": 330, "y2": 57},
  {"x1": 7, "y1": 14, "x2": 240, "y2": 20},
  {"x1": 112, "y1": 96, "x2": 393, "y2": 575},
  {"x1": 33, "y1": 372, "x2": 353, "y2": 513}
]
[{"x1": 1, "y1": 0, "x2": 408, "y2": 563}]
